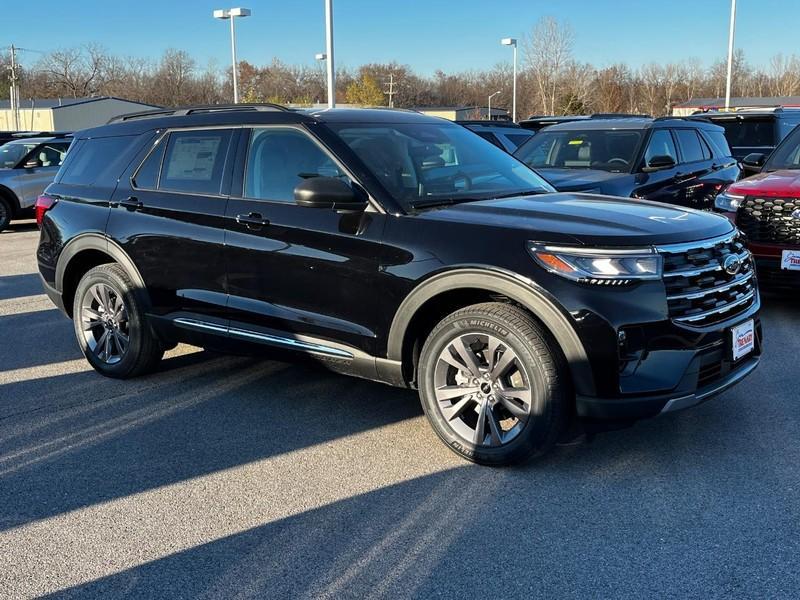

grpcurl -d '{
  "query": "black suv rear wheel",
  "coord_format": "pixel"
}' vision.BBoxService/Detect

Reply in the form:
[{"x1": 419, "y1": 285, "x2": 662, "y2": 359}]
[
  {"x1": 418, "y1": 302, "x2": 568, "y2": 466},
  {"x1": 73, "y1": 264, "x2": 164, "y2": 378}
]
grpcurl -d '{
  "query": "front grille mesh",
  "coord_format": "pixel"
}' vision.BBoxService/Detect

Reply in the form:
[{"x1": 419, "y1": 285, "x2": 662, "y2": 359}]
[
  {"x1": 659, "y1": 233, "x2": 756, "y2": 326},
  {"x1": 737, "y1": 196, "x2": 800, "y2": 245}
]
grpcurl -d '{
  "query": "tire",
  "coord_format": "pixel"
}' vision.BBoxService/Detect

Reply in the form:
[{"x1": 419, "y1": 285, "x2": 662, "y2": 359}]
[
  {"x1": 418, "y1": 302, "x2": 569, "y2": 466},
  {"x1": 0, "y1": 196, "x2": 12, "y2": 232},
  {"x1": 72, "y1": 263, "x2": 164, "y2": 378}
]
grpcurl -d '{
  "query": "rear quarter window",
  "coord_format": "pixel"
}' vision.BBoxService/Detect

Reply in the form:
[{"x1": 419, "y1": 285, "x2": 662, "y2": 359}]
[{"x1": 59, "y1": 136, "x2": 137, "y2": 186}]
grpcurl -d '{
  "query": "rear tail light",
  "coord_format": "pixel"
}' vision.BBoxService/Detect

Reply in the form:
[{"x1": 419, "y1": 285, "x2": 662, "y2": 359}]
[{"x1": 35, "y1": 195, "x2": 57, "y2": 227}]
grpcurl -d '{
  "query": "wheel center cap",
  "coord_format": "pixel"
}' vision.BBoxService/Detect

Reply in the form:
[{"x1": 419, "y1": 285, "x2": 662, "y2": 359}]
[{"x1": 480, "y1": 382, "x2": 492, "y2": 395}]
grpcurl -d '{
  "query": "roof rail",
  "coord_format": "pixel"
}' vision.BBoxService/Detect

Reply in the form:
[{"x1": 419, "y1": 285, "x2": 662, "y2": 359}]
[
  {"x1": 10, "y1": 130, "x2": 72, "y2": 138},
  {"x1": 589, "y1": 113, "x2": 651, "y2": 119},
  {"x1": 652, "y1": 115, "x2": 711, "y2": 122},
  {"x1": 107, "y1": 103, "x2": 291, "y2": 124}
]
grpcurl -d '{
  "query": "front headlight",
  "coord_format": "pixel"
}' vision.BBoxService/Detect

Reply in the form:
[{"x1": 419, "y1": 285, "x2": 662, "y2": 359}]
[
  {"x1": 527, "y1": 243, "x2": 662, "y2": 285},
  {"x1": 714, "y1": 190, "x2": 745, "y2": 212}
]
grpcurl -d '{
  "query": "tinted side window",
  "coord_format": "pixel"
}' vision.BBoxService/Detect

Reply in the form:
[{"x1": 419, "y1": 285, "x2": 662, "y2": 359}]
[
  {"x1": 474, "y1": 131, "x2": 504, "y2": 149},
  {"x1": 704, "y1": 130, "x2": 733, "y2": 157},
  {"x1": 244, "y1": 128, "x2": 348, "y2": 203},
  {"x1": 504, "y1": 133, "x2": 535, "y2": 149},
  {"x1": 59, "y1": 137, "x2": 133, "y2": 186},
  {"x1": 160, "y1": 129, "x2": 233, "y2": 195},
  {"x1": 644, "y1": 130, "x2": 677, "y2": 164},
  {"x1": 132, "y1": 138, "x2": 166, "y2": 189},
  {"x1": 675, "y1": 129, "x2": 705, "y2": 163}
]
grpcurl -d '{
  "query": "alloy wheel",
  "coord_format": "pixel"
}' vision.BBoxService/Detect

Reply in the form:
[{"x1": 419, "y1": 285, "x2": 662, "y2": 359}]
[
  {"x1": 432, "y1": 332, "x2": 533, "y2": 447},
  {"x1": 79, "y1": 283, "x2": 130, "y2": 364}
]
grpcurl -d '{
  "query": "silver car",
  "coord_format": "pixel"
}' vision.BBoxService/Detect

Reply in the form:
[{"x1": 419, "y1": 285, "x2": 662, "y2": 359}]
[{"x1": 0, "y1": 135, "x2": 72, "y2": 231}]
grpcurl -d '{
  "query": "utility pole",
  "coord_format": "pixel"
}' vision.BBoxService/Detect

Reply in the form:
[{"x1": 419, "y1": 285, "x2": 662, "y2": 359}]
[
  {"x1": 384, "y1": 73, "x2": 396, "y2": 108},
  {"x1": 724, "y1": 0, "x2": 737, "y2": 111},
  {"x1": 8, "y1": 44, "x2": 20, "y2": 131}
]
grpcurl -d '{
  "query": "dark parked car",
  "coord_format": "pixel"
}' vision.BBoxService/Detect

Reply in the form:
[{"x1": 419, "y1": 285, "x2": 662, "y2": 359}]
[
  {"x1": 37, "y1": 105, "x2": 761, "y2": 466},
  {"x1": 715, "y1": 121, "x2": 800, "y2": 286},
  {"x1": 0, "y1": 133, "x2": 72, "y2": 231},
  {"x1": 456, "y1": 120, "x2": 534, "y2": 153},
  {"x1": 692, "y1": 108, "x2": 800, "y2": 168},
  {"x1": 519, "y1": 114, "x2": 649, "y2": 132},
  {"x1": 514, "y1": 117, "x2": 740, "y2": 210}
]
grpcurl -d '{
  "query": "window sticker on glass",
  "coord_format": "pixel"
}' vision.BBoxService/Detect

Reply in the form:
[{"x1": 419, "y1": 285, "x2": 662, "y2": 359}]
[
  {"x1": 568, "y1": 139, "x2": 584, "y2": 145},
  {"x1": 165, "y1": 137, "x2": 221, "y2": 181}
]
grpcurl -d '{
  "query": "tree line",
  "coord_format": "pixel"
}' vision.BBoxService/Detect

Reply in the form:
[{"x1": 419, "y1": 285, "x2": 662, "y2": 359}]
[{"x1": 4, "y1": 17, "x2": 800, "y2": 117}]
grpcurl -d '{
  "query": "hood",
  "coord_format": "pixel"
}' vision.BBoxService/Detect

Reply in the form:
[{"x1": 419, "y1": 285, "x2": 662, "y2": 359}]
[
  {"x1": 534, "y1": 168, "x2": 633, "y2": 193},
  {"x1": 728, "y1": 169, "x2": 800, "y2": 198},
  {"x1": 418, "y1": 193, "x2": 734, "y2": 246}
]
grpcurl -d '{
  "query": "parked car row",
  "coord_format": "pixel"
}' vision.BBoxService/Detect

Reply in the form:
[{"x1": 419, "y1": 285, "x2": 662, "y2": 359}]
[{"x1": 34, "y1": 104, "x2": 761, "y2": 466}]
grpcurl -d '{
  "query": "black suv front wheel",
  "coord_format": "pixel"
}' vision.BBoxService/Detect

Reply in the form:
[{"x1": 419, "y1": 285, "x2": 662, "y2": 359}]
[
  {"x1": 73, "y1": 264, "x2": 164, "y2": 378},
  {"x1": 418, "y1": 302, "x2": 568, "y2": 466}
]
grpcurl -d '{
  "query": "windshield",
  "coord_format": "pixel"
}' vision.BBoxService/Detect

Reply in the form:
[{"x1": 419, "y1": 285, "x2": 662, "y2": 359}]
[
  {"x1": 0, "y1": 142, "x2": 37, "y2": 168},
  {"x1": 764, "y1": 125, "x2": 800, "y2": 171},
  {"x1": 328, "y1": 122, "x2": 554, "y2": 208},
  {"x1": 514, "y1": 129, "x2": 643, "y2": 173}
]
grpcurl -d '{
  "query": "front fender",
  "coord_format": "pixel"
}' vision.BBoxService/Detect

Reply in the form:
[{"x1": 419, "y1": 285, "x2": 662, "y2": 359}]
[{"x1": 386, "y1": 266, "x2": 596, "y2": 397}]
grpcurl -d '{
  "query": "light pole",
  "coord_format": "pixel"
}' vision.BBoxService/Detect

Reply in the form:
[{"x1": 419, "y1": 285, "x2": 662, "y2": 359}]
[
  {"x1": 324, "y1": 0, "x2": 335, "y2": 108},
  {"x1": 488, "y1": 91, "x2": 501, "y2": 121},
  {"x1": 501, "y1": 38, "x2": 517, "y2": 122},
  {"x1": 724, "y1": 0, "x2": 736, "y2": 111},
  {"x1": 213, "y1": 7, "x2": 251, "y2": 104}
]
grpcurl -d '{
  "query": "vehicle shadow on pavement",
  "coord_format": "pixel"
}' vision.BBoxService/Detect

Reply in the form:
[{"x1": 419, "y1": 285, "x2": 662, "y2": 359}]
[
  {"x1": 0, "y1": 308, "x2": 81, "y2": 371},
  {"x1": 0, "y1": 273, "x2": 45, "y2": 301},
  {"x1": 49, "y1": 393, "x2": 800, "y2": 600},
  {"x1": 0, "y1": 351, "x2": 423, "y2": 533}
]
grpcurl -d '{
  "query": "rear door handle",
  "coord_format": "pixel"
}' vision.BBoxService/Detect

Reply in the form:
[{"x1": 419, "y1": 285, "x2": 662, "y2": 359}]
[
  {"x1": 119, "y1": 196, "x2": 143, "y2": 211},
  {"x1": 236, "y1": 212, "x2": 269, "y2": 229}
]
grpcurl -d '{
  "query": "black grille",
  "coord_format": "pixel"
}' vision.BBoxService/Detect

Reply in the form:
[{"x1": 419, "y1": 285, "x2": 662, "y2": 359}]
[
  {"x1": 659, "y1": 233, "x2": 756, "y2": 327},
  {"x1": 737, "y1": 196, "x2": 800, "y2": 245}
]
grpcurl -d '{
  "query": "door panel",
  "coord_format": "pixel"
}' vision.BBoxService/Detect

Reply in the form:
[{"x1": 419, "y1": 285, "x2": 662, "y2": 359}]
[
  {"x1": 106, "y1": 128, "x2": 237, "y2": 320},
  {"x1": 223, "y1": 126, "x2": 387, "y2": 355}
]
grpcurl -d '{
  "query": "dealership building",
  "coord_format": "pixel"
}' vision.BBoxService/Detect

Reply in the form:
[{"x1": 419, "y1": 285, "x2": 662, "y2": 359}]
[{"x1": 0, "y1": 96, "x2": 160, "y2": 132}]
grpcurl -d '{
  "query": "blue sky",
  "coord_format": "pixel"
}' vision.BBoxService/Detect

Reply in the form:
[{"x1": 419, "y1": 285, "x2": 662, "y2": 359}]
[{"x1": 5, "y1": 0, "x2": 793, "y2": 74}]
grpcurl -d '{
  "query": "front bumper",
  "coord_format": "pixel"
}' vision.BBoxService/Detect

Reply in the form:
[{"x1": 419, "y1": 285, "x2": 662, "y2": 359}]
[
  {"x1": 576, "y1": 353, "x2": 760, "y2": 420},
  {"x1": 749, "y1": 242, "x2": 800, "y2": 287}
]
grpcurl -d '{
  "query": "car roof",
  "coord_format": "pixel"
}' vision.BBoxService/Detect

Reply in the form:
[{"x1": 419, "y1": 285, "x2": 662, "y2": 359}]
[
  {"x1": 541, "y1": 117, "x2": 723, "y2": 132},
  {"x1": 456, "y1": 120, "x2": 523, "y2": 129},
  {"x1": 4, "y1": 136, "x2": 69, "y2": 145},
  {"x1": 75, "y1": 105, "x2": 450, "y2": 138}
]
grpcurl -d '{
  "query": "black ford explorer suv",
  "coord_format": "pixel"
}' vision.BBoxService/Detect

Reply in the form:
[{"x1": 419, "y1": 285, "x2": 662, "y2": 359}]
[
  {"x1": 514, "y1": 117, "x2": 740, "y2": 210},
  {"x1": 36, "y1": 105, "x2": 762, "y2": 466}
]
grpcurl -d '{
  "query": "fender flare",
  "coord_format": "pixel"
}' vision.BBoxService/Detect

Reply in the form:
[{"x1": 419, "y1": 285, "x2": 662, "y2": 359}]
[
  {"x1": 386, "y1": 267, "x2": 596, "y2": 397},
  {"x1": 55, "y1": 233, "x2": 149, "y2": 307}
]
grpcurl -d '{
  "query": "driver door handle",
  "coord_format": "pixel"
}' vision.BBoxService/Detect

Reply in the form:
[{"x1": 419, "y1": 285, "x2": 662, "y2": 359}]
[
  {"x1": 119, "y1": 196, "x2": 143, "y2": 211},
  {"x1": 236, "y1": 212, "x2": 270, "y2": 229}
]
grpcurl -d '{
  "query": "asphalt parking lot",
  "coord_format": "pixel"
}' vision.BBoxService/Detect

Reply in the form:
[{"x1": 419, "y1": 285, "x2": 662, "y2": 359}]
[{"x1": 0, "y1": 222, "x2": 798, "y2": 599}]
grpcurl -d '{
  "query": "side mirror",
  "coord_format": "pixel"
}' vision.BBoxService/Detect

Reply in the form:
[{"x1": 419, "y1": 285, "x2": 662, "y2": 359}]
[
  {"x1": 642, "y1": 155, "x2": 676, "y2": 172},
  {"x1": 294, "y1": 176, "x2": 367, "y2": 212},
  {"x1": 742, "y1": 152, "x2": 766, "y2": 173}
]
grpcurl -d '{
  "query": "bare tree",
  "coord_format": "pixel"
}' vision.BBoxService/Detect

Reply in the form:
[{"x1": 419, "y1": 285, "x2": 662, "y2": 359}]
[
  {"x1": 37, "y1": 44, "x2": 109, "y2": 98},
  {"x1": 769, "y1": 54, "x2": 800, "y2": 97},
  {"x1": 523, "y1": 17, "x2": 574, "y2": 115}
]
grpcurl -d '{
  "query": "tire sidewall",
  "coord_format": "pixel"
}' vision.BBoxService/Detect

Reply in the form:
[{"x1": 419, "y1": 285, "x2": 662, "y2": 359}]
[
  {"x1": 419, "y1": 310, "x2": 558, "y2": 466},
  {"x1": 0, "y1": 197, "x2": 11, "y2": 231},
  {"x1": 72, "y1": 266, "x2": 150, "y2": 378}
]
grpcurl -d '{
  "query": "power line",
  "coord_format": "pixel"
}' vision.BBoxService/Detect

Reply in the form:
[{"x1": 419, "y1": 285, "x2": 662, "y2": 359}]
[{"x1": 384, "y1": 72, "x2": 396, "y2": 108}]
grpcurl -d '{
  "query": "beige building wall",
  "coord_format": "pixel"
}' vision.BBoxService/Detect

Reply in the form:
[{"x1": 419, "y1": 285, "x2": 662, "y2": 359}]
[{"x1": 417, "y1": 109, "x2": 458, "y2": 120}]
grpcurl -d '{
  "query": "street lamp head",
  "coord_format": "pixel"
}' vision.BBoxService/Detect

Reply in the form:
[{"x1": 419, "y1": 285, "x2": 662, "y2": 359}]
[
  {"x1": 501, "y1": 38, "x2": 517, "y2": 47},
  {"x1": 315, "y1": 53, "x2": 327, "y2": 61},
  {"x1": 213, "y1": 7, "x2": 251, "y2": 19}
]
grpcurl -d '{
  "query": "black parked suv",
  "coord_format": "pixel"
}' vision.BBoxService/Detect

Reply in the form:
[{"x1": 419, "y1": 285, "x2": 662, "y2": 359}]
[
  {"x1": 37, "y1": 105, "x2": 761, "y2": 465},
  {"x1": 456, "y1": 120, "x2": 534, "y2": 153},
  {"x1": 693, "y1": 108, "x2": 800, "y2": 168},
  {"x1": 514, "y1": 117, "x2": 740, "y2": 209}
]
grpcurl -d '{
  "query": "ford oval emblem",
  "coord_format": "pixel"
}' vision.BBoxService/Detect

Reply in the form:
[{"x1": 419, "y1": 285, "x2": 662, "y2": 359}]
[
  {"x1": 792, "y1": 209, "x2": 800, "y2": 220},
  {"x1": 723, "y1": 254, "x2": 742, "y2": 276}
]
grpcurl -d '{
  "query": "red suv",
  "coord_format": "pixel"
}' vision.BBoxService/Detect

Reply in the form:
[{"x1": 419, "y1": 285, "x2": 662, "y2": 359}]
[{"x1": 715, "y1": 124, "x2": 800, "y2": 286}]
